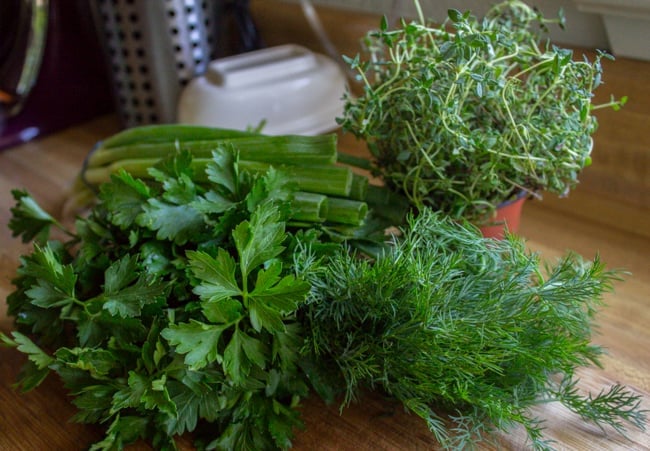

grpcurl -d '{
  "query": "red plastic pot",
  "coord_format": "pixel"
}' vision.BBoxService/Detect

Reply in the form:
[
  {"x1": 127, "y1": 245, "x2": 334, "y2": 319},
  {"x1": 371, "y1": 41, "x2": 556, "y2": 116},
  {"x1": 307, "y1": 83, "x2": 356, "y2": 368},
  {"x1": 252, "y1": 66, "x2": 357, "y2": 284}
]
[{"x1": 478, "y1": 193, "x2": 527, "y2": 240}]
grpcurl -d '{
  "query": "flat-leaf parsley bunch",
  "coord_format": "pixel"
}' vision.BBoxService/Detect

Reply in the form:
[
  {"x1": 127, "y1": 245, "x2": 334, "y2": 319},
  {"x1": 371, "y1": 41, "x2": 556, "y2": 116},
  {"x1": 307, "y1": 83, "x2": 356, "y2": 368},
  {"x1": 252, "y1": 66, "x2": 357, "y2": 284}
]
[{"x1": 2, "y1": 148, "x2": 314, "y2": 450}]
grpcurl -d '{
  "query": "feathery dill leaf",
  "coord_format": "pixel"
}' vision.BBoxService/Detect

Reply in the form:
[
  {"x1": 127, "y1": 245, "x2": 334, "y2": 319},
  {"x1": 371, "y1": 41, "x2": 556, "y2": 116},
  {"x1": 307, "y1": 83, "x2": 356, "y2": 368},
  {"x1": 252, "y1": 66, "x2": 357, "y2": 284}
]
[{"x1": 297, "y1": 209, "x2": 646, "y2": 449}]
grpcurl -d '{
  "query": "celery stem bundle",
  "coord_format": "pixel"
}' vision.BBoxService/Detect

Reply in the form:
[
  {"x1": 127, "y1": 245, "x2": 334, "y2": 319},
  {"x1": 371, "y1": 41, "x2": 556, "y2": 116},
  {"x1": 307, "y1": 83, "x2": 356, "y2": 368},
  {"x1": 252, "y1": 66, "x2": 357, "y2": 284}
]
[{"x1": 69, "y1": 125, "x2": 371, "y2": 227}]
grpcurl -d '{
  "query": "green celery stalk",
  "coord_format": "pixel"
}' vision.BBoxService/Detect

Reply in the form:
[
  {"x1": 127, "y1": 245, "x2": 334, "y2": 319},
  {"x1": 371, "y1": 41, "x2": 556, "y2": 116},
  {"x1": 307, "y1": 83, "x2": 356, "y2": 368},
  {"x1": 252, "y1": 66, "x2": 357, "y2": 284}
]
[
  {"x1": 292, "y1": 192, "x2": 328, "y2": 223},
  {"x1": 349, "y1": 174, "x2": 369, "y2": 201},
  {"x1": 88, "y1": 135, "x2": 337, "y2": 168},
  {"x1": 99, "y1": 125, "x2": 258, "y2": 149},
  {"x1": 83, "y1": 158, "x2": 354, "y2": 198},
  {"x1": 233, "y1": 161, "x2": 353, "y2": 197},
  {"x1": 325, "y1": 198, "x2": 368, "y2": 225},
  {"x1": 336, "y1": 151, "x2": 373, "y2": 170}
]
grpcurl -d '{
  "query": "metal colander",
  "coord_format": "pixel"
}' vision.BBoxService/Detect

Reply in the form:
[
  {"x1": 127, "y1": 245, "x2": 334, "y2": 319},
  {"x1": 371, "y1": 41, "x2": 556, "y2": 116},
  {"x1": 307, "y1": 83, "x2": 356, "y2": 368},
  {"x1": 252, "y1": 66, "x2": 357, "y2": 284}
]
[{"x1": 91, "y1": 0, "x2": 222, "y2": 127}]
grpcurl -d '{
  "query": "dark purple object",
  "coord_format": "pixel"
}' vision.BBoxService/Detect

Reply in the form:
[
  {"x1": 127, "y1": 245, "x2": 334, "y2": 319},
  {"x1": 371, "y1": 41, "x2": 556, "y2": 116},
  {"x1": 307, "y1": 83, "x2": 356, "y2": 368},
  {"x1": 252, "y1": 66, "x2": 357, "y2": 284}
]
[{"x1": 0, "y1": 0, "x2": 114, "y2": 151}]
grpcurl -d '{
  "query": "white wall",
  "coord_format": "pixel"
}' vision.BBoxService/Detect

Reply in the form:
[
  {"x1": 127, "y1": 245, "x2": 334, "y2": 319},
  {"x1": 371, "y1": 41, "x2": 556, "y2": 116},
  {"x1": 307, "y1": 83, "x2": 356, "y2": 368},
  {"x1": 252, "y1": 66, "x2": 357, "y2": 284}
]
[
  {"x1": 283, "y1": 0, "x2": 650, "y2": 60},
  {"x1": 293, "y1": 0, "x2": 610, "y2": 49}
]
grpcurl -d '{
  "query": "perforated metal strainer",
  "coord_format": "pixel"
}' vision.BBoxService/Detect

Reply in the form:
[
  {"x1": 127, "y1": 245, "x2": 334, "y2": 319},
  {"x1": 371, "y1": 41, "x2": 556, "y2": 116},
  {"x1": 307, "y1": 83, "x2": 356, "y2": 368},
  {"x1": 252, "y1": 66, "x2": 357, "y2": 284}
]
[{"x1": 91, "y1": 0, "x2": 221, "y2": 127}]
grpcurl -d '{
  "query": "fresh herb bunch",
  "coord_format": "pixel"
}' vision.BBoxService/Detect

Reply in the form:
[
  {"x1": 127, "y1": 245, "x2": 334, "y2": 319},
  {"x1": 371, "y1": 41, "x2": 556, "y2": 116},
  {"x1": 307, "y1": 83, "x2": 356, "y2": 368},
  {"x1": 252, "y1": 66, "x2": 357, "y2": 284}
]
[
  {"x1": 2, "y1": 126, "x2": 646, "y2": 450},
  {"x1": 339, "y1": 0, "x2": 627, "y2": 221},
  {"x1": 297, "y1": 210, "x2": 646, "y2": 450},
  {"x1": 2, "y1": 148, "x2": 321, "y2": 450}
]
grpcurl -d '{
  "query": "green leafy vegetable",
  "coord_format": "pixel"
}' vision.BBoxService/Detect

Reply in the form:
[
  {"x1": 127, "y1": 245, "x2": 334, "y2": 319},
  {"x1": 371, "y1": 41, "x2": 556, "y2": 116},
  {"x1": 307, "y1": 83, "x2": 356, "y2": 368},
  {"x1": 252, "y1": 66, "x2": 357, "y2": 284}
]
[
  {"x1": 2, "y1": 149, "x2": 318, "y2": 449},
  {"x1": 339, "y1": 0, "x2": 627, "y2": 222},
  {"x1": 3, "y1": 126, "x2": 646, "y2": 450},
  {"x1": 9, "y1": 189, "x2": 69, "y2": 243},
  {"x1": 297, "y1": 210, "x2": 647, "y2": 450}
]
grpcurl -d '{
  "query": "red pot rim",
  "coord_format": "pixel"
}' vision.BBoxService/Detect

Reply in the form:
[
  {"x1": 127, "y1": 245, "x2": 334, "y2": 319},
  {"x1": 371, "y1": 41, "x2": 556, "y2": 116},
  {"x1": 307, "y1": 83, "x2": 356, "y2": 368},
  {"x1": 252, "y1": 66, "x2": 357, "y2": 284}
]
[
  {"x1": 495, "y1": 190, "x2": 529, "y2": 209},
  {"x1": 479, "y1": 191, "x2": 529, "y2": 239}
]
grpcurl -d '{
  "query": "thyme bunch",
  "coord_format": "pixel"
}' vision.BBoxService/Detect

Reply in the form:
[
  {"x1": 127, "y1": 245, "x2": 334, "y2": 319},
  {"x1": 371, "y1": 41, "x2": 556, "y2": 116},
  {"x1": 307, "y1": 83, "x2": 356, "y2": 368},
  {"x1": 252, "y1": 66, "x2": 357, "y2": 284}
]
[{"x1": 340, "y1": 0, "x2": 627, "y2": 222}]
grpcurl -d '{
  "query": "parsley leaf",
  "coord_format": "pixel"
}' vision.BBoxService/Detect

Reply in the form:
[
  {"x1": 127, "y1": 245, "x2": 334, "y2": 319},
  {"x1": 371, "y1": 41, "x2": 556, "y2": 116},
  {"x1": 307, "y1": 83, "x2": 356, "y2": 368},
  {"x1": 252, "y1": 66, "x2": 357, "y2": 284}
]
[
  {"x1": 99, "y1": 170, "x2": 151, "y2": 228},
  {"x1": 161, "y1": 320, "x2": 228, "y2": 370},
  {"x1": 206, "y1": 147, "x2": 238, "y2": 194},
  {"x1": 111, "y1": 371, "x2": 177, "y2": 417},
  {"x1": 101, "y1": 276, "x2": 168, "y2": 318},
  {"x1": 233, "y1": 203, "x2": 286, "y2": 279},
  {"x1": 19, "y1": 243, "x2": 77, "y2": 296},
  {"x1": 8, "y1": 189, "x2": 61, "y2": 243},
  {"x1": 223, "y1": 327, "x2": 267, "y2": 384},
  {"x1": 162, "y1": 378, "x2": 223, "y2": 435},
  {"x1": 137, "y1": 200, "x2": 207, "y2": 245},
  {"x1": 2, "y1": 331, "x2": 54, "y2": 370},
  {"x1": 70, "y1": 384, "x2": 116, "y2": 423},
  {"x1": 187, "y1": 249, "x2": 241, "y2": 303},
  {"x1": 88, "y1": 414, "x2": 149, "y2": 451},
  {"x1": 191, "y1": 189, "x2": 236, "y2": 216},
  {"x1": 1, "y1": 331, "x2": 54, "y2": 391},
  {"x1": 248, "y1": 261, "x2": 309, "y2": 333},
  {"x1": 103, "y1": 254, "x2": 139, "y2": 293},
  {"x1": 133, "y1": 150, "x2": 211, "y2": 245},
  {"x1": 246, "y1": 166, "x2": 293, "y2": 213},
  {"x1": 54, "y1": 347, "x2": 120, "y2": 378}
]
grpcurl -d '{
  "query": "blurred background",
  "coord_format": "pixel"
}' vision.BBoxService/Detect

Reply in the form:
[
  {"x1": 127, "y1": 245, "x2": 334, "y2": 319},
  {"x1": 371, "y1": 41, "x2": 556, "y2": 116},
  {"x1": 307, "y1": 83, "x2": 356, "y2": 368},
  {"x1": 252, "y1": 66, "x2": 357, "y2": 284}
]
[{"x1": 0, "y1": 0, "x2": 265, "y2": 150}]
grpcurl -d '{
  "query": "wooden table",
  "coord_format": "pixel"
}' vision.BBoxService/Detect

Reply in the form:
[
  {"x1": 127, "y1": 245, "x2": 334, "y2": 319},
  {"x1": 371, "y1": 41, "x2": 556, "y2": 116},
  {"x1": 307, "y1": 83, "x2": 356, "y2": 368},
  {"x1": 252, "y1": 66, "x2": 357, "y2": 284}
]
[{"x1": 1, "y1": 116, "x2": 649, "y2": 450}]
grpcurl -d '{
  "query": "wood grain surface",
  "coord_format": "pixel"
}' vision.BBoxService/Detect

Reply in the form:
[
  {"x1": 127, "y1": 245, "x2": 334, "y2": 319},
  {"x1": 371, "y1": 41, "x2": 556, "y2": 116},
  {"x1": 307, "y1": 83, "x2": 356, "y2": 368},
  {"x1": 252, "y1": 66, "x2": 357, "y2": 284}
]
[{"x1": 1, "y1": 114, "x2": 649, "y2": 450}]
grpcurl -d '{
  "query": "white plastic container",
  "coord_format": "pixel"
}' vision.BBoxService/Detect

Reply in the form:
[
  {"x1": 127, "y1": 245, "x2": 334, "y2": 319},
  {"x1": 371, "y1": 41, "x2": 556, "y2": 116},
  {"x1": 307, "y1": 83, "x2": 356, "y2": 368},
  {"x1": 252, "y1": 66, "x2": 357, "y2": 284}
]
[{"x1": 177, "y1": 44, "x2": 348, "y2": 135}]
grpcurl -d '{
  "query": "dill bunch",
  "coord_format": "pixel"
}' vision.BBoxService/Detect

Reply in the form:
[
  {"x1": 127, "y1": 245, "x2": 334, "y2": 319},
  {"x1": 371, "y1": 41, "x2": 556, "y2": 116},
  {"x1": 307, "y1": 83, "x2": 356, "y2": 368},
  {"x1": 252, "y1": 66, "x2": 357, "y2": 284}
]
[{"x1": 297, "y1": 209, "x2": 646, "y2": 450}]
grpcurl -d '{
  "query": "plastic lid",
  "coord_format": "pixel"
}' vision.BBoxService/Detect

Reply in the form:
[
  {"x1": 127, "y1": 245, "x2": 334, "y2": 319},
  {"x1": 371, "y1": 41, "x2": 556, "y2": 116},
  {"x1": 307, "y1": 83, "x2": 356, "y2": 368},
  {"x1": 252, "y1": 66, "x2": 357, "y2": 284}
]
[{"x1": 177, "y1": 44, "x2": 348, "y2": 135}]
